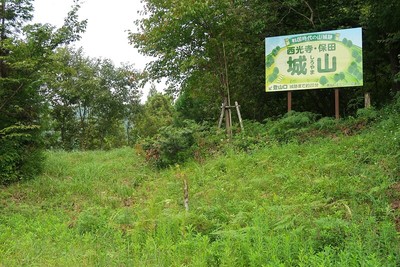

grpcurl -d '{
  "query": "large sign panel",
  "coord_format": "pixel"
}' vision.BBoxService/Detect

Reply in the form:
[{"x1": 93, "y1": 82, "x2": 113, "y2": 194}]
[{"x1": 265, "y1": 28, "x2": 363, "y2": 92}]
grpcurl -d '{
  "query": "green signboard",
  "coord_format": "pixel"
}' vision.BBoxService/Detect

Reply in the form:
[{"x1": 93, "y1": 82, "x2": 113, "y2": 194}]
[{"x1": 265, "y1": 28, "x2": 363, "y2": 92}]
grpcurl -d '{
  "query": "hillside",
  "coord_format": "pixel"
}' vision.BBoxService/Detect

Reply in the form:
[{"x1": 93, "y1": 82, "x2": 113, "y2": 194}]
[{"x1": 1, "y1": 101, "x2": 399, "y2": 266}]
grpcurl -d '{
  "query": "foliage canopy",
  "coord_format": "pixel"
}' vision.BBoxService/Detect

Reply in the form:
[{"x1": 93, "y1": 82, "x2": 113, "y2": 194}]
[{"x1": 131, "y1": 0, "x2": 400, "y2": 120}]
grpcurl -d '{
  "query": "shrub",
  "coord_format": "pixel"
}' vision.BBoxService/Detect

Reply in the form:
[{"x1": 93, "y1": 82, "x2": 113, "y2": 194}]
[
  {"x1": 141, "y1": 120, "x2": 230, "y2": 168},
  {"x1": 268, "y1": 111, "x2": 319, "y2": 142},
  {"x1": 314, "y1": 117, "x2": 339, "y2": 131},
  {"x1": 142, "y1": 120, "x2": 200, "y2": 168},
  {"x1": 231, "y1": 120, "x2": 270, "y2": 152},
  {"x1": 356, "y1": 107, "x2": 378, "y2": 123},
  {"x1": 140, "y1": 99, "x2": 400, "y2": 168},
  {"x1": 0, "y1": 124, "x2": 44, "y2": 185}
]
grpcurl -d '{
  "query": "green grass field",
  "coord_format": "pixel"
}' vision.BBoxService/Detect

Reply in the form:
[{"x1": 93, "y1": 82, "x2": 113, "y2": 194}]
[{"x1": 1, "y1": 109, "x2": 399, "y2": 266}]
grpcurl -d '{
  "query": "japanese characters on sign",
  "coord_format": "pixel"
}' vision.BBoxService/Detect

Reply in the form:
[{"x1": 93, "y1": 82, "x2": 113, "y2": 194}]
[{"x1": 265, "y1": 28, "x2": 363, "y2": 92}]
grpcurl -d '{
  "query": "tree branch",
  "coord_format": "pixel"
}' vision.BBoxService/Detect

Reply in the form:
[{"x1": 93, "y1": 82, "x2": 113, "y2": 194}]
[
  {"x1": 0, "y1": 83, "x2": 24, "y2": 112},
  {"x1": 302, "y1": 0, "x2": 315, "y2": 27},
  {"x1": 285, "y1": 0, "x2": 315, "y2": 28}
]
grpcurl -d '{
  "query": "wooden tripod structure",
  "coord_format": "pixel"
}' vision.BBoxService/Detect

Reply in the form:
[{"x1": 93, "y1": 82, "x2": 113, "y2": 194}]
[
  {"x1": 217, "y1": 43, "x2": 244, "y2": 137},
  {"x1": 218, "y1": 97, "x2": 244, "y2": 137}
]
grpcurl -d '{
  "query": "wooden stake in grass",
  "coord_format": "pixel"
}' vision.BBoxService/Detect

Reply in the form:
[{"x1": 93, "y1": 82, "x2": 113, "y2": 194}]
[
  {"x1": 176, "y1": 167, "x2": 189, "y2": 212},
  {"x1": 183, "y1": 178, "x2": 189, "y2": 212},
  {"x1": 364, "y1": 92, "x2": 371, "y2": 108}
]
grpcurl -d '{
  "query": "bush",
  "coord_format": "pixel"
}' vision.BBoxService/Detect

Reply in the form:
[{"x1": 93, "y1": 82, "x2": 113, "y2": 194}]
[
  {"x1": 140, "y1": 99, "x2": 400, "y2": 168},
  {"x1": 314, "y1": 117, "x2": 339, "y2": 131},
  {"x1": 0, "y1": 124, "x2": 44, "y2": 185},
  {"x1": 268, "y1": 111, "x2": 319, "y2": 142},
  {"x1": 141, "y1": 120, "x2": 229, "y2": 168},
  {"x1": 356, "y1": 107, "x2": 378, "y2": 123},
  {"x1": 142, "y1": 120, "x2": 200, "y2": 168},
  {"x1": 230, "y1": 120, "x2": 270, "y2": 152}
]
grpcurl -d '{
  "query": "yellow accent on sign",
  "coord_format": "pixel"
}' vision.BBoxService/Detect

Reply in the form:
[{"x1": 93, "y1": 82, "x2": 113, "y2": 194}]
[{"x1": 265, "y1": 28, "x2": 363, "y2": 92}]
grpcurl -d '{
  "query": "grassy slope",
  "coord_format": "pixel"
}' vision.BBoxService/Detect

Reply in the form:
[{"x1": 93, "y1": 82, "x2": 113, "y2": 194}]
[{"x1": 0, "y1": 112, "x2": 399, "y2": 266}]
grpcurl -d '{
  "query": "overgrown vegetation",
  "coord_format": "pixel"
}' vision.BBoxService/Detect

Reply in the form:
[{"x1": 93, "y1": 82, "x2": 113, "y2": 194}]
[
  {"x1": 131, "y1": 0, "x2": 400, "y2": 119},
  {"x1": 140, "y1": 98, "x2": 386, "y2": 169},
  {"x1": 0, "y1": 0, "x2": 86, "y2": 184},
  {"x1": 1, "y1": 96, "x2": 399, "y2": 266},
  {"x1": 42, "y1": 47, "x2": 141, "y2": 150},
  {"x1": 1, "y1": 0, "x2": 400, "y2": 263},
  {"x1": 2, "y1": 0, "x2": 400, "y2": 183}
]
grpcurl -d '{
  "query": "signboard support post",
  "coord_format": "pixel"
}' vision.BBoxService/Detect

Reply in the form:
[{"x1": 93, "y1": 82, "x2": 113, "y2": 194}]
[
  {"x1": 265, "y1": 28, "x2": 363, "y2": 117},
  {"x1": 335, "y1": 89, "x2": 340, "y2": 119}
]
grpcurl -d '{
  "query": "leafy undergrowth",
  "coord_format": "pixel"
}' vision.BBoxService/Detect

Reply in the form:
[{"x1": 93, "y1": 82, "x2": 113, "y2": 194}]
[
  {"x1": 141, "y1": 106, "x2": 383, "y2": 168},
  {"x1": 1, "y1": 105, "x2": 399, "y2": 266}
]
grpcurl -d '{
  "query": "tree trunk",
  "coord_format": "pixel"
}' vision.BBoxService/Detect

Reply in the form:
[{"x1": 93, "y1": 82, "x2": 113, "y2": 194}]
[
  {"x1": 389, "y1": 43, "x2": 400, "y2": 92},
  {"x1": 0, "y1": 0, "x2": 8, "y2": 78}
]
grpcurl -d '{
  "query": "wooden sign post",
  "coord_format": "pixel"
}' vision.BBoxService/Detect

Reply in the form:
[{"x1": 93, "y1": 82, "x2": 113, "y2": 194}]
[
  {"x1": 335, "y1": 89, "x2": 340, "y2": 119},
  {"x1": 287, "y1": 91, "x2": 292, "y2": 112},
  {"x1": 265, "y1": 28, "x2": 363, "y2": 120}
]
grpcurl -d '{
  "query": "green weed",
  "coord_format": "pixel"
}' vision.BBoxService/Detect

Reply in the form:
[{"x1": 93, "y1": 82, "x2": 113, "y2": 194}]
[{"x1": 1, "y1": 102, "x2": 400, "y2": 265}]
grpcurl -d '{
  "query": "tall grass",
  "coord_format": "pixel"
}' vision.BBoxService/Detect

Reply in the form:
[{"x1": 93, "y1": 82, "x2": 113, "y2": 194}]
[{"x1": 0, "y1": 105, "x2": 399, "y2": 265}]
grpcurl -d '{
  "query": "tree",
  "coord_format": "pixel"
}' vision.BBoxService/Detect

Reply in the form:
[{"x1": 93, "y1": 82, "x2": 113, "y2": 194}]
[
  {"x1": 44, "y1": 47, "x2": 97, "y2": 149},
  {"x1": 130, "y1": 0, "x2": 256, "y2": 120},
  {"x1": 0, "y1": 0, "x2": 86, "y2": 184},
  {"x1": 44, "y1": 47, "x2": 141, "y2": 150},
  {"x1": 94, "y1": 60, "x2": 141, "y2": 149},
  {"x1": 361, "y1": 0, "x2": 400, "y2": 98},
  {"x1": 134, "y1": 91, "x2": 175, "y2": 138}
]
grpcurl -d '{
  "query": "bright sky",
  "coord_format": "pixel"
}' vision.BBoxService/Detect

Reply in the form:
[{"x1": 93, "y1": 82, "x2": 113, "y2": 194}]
[
  {"x1": 33, "y1": 0, "x2": 150, "y2": 69},
  {"x1": 33, "y1": 0, "x2": 166, "y2": 101}
]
